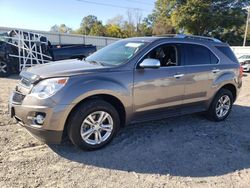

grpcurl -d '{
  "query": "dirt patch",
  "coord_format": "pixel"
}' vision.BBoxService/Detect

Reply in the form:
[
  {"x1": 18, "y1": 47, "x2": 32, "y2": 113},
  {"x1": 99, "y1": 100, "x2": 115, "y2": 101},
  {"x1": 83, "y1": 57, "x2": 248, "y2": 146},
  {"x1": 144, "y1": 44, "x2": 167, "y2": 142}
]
[{"x1": 1, "y1": 73, "x2": 250, "y2": 187}]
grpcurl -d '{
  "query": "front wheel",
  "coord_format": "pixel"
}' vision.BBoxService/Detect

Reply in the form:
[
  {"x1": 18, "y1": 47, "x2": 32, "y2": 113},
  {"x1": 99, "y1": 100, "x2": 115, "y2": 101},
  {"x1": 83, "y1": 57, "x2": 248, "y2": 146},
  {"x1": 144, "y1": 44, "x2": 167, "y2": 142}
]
[
  {"x1": 206, "y1": 88, "x2": 233, "y2": 122},
  {"x1": 67, "y1": 100, "x2": 120, "y2": 150}
]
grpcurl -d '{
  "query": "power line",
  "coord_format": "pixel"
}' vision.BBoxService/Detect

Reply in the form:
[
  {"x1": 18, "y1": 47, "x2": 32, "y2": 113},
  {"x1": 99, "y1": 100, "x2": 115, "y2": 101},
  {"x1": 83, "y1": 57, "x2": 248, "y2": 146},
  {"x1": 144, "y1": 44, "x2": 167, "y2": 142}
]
[
  {"x1": 76, "y1": 0, "x2": 152, "y2": 12},
  {"x1": 102, "y1": 0, "x2": 154, "y2": 7},
  {"x1": 124, "y1": 0, "x2": 154, "y2": 6}
]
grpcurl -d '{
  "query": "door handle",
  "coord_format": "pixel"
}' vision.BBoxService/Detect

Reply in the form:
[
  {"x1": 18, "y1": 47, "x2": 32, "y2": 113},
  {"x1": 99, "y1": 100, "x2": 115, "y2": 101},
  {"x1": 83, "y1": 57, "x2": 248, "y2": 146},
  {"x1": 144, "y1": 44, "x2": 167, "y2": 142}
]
[
  {"x1": 174, "y1": 74, "x2": 184, "y2": 78},
  {"x1": 212, "y1": 69, "x2": 220, "y2": 73}
]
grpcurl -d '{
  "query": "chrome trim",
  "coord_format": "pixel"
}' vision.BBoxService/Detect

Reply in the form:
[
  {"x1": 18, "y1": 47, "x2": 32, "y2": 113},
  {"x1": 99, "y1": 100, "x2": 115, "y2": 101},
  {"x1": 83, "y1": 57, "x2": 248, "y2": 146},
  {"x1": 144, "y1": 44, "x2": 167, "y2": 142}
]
[
  {"x1": 212, "y1": 69, "x2": 220, "y2": 73},
  {"x1": 140, "y1": 58, "x2": 161, "y2": 69},
  {"x1": 174, "y1": 74, "x2": 184, "y2": 78}
]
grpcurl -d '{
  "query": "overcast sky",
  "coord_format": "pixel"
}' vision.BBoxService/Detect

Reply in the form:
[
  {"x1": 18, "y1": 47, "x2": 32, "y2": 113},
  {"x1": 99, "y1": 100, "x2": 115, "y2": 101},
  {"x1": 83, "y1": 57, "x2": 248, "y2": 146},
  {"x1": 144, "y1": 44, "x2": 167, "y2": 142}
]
[{"x1": 0, "y1": 0, "x2": 155, "y2": 31}]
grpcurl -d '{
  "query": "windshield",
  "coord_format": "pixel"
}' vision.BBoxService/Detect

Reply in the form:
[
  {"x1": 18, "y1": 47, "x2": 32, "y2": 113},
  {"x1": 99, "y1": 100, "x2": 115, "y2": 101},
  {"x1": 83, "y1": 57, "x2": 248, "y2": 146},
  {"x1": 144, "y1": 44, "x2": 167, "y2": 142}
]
[{"x1": 85, "y1": 40, "x2": 147, "y2": 66}]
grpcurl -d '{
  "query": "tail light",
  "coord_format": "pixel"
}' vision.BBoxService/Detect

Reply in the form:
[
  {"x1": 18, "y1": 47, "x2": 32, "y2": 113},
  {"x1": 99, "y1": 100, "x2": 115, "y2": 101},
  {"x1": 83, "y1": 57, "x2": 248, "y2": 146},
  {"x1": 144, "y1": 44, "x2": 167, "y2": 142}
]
[{"x1": 239, "y1": 65, "x2": 243, "y2": 78}]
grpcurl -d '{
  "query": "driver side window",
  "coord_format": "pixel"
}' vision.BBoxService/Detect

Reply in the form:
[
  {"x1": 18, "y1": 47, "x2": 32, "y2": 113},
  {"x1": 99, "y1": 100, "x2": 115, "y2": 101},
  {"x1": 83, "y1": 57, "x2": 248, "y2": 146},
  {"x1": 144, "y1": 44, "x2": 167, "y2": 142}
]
[{"x1": 145, "y1": 44, "x2": 179, "y2": 67}]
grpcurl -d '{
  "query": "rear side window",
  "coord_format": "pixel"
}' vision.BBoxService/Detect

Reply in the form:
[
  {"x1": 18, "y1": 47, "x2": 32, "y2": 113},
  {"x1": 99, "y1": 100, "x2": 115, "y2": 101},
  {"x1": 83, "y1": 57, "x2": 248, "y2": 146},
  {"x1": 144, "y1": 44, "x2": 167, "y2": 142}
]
[
  {"x1": 215, "y1": 46, "x2": 238, "y2": 63},
  {"x1": 184, "y1": 44, "x2": 218, "y2": 65}
]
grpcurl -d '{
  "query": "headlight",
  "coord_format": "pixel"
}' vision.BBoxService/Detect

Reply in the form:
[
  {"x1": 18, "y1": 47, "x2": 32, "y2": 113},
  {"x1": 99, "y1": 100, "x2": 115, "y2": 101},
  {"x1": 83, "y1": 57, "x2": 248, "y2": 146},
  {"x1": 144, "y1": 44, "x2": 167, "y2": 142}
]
[{"x1": 30, "y1": 77, "x2": 68, "y2": 99}]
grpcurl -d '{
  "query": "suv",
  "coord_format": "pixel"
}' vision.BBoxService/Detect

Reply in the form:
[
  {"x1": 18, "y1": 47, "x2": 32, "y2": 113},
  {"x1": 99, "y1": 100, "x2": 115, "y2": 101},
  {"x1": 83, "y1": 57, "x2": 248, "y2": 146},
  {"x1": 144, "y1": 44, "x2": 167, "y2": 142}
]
[{"x1": 9, "y1": 35, "x2": 242, "y2": 150}]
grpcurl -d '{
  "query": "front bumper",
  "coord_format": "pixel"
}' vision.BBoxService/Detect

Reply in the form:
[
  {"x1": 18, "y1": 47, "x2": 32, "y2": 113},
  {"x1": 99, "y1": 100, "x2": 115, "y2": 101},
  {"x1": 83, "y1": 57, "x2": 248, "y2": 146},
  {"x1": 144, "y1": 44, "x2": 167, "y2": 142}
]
[
  {"x1": 18, "y1": 121, "x2": 63, "y2": 144},
  {"x1": 9, "y1": 92, "x2": 72, "y2": 144}
]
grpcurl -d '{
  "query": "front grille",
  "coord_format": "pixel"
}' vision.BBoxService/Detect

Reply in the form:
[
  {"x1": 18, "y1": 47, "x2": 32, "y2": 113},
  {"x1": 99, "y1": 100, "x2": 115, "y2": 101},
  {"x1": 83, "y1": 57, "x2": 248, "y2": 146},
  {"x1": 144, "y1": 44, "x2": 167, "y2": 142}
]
[{"x1": 12, "y1": 91, "x2": 25, "y2": 104}]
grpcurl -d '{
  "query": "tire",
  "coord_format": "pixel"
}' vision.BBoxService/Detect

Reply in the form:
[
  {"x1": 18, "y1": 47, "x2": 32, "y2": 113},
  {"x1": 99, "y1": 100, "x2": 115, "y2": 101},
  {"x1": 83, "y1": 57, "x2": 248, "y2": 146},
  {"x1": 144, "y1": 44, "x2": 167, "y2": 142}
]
[
  {"x1": 206, "y1": 88, "x2": 233, "y2": 122},
  {"x1": 67, "y1": 100, "x2": 120, "y2": 150},
  {"x1": 0, "y1": 60, "x2": 11, "y2": 77}
]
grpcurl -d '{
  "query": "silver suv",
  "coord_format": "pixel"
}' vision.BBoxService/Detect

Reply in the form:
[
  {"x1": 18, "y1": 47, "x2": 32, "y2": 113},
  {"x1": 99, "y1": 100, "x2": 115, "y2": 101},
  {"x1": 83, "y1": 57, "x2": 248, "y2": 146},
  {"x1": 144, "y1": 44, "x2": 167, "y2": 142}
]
[{"x1": 9, "y1": 35, "x2": 242, "y2": 150}]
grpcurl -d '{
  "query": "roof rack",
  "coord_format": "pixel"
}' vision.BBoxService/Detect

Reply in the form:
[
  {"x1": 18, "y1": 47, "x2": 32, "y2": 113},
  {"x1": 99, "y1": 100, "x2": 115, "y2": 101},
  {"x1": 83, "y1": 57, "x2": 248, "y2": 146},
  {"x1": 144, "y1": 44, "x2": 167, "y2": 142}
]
[
  {"x1": 156, "y1": 34, "x2": 221, "y2": 43},
  {"x1": 175, "y1": 34, "x2": 222, "y2": 43},
  {"x1": 156, "y1": 34, "x2": 176, "y2": 37}
]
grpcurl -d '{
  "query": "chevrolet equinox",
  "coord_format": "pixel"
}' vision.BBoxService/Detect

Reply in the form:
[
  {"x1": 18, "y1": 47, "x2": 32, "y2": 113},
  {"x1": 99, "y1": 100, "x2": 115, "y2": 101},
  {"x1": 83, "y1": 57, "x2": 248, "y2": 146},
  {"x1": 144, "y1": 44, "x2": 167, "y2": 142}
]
[{"x1": 9, "y1": 35, "x2": 242, "y2": 150}]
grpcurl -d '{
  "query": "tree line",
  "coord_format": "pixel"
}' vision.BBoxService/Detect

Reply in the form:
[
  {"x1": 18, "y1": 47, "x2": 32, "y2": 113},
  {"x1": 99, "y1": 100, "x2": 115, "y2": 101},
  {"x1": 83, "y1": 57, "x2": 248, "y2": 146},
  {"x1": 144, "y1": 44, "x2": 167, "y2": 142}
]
[{"x1": 50, "y1": 0, "x2": 250, "y2": 46}]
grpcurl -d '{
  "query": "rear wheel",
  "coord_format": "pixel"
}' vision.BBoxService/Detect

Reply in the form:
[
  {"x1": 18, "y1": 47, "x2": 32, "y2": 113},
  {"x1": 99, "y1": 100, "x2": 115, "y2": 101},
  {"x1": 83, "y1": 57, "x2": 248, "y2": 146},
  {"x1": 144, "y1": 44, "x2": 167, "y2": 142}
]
[
  {"x1": 67, "y1": 100, "x2": 120, "y2": 150},
  {"x1": 206, "y1": 89, "x2": 233, "y2": 121},
  {"x1": 0, "y1": 60, "x2": 11, "y2": 77}
]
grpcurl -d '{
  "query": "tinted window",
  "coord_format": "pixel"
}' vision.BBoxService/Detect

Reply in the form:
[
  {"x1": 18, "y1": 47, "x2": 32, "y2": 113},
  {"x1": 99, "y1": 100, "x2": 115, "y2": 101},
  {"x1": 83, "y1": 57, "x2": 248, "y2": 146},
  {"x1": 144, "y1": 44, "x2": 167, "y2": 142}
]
[
  {"x1": 144, "y1": 44, "x2": 180, "y2": 67},
  {"x1": 210, "y1": 52, "x2": 219, "y2": 64},
  {"x1": 215, "y1": 46, "x2": 238, "y2": 63},
  {"x1": 184, "y1": 44, "x2": 218, "y2": 65}
]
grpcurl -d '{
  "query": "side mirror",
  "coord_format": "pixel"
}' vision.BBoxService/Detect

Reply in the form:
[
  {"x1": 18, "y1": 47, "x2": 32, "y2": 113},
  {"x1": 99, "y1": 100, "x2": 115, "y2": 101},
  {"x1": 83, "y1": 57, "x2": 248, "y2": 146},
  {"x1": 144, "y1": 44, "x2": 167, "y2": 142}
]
[{"x1": 139, "y1": 58, "x2": 161, "y2": 69}]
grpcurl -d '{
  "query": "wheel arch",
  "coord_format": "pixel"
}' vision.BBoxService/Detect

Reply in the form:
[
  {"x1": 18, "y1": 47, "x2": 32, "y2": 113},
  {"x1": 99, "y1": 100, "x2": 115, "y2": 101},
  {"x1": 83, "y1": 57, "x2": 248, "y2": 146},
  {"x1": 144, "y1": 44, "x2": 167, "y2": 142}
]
[
  {"x1": 206, "y1": 82, "x2": 238, "y2": 111},
  {"x1": 219, "y1": 83, "x2": 237, "y2": 102},
  {"x1": 63, "y1": 94, "x2": 127, "y2": 138}
]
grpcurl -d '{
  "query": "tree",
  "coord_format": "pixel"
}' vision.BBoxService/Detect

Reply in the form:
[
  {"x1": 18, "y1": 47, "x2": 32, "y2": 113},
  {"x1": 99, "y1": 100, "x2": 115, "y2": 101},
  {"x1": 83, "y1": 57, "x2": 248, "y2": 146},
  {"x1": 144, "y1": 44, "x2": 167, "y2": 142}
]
[
  {"x1": 89, "y1": 22, "x2": 106, "y2": 36},
  {"x1": 171, "y1": 0, "x2": 246, "y2": 35},
  {"x1": 151, "y1": 0, "x2": 249, "y2": 44},
  {"x1": 148, "y1": 0, "x2": 177, "y2": 35},
  {"x1": 152, "y1": 20, "x2": 175, "y2": 35},
  {"x1": 78, "y1": 15, "x2": 101, "y2": 35},
  {"x1": 105, "y1": 24, "x2": 124, "y2": 38},
  {"x1": 122, "y1": 21, "x2": 136, "y2": 37},
  {"x1": 107, "y1": 15, "x2": 125, "y2": 27},
  {"x1": 137, "y1": 19, "x2": 153, "y2": 36},
  {"x1": 171, "y1": 0, "x2": 213, "y2": 35},
  {"x1": 50, "y1": 0, "x2": 249, "y2": 45},
  {"x1": 50, "y1": 24, "x2": 72, "y2": 33}
]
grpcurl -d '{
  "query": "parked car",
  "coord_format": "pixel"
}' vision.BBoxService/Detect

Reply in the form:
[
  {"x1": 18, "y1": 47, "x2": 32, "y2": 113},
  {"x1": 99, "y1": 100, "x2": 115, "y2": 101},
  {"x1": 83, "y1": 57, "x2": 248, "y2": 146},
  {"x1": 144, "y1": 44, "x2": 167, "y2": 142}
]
[
  {"x1": 0, "y1": 30, "x2": 96, "y2": 77},
  {"x1": 9, "y1": 35, "x2": 242, "y2": 150},
  {"x1": 237, "y1": 55, "x2": 250, "y2": 72}
]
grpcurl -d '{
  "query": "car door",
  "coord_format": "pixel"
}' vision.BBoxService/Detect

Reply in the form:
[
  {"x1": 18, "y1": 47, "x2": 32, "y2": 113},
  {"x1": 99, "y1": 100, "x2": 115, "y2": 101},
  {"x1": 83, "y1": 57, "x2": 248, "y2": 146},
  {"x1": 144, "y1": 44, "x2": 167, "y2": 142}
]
[
  {"x1": 182, "y1": 43, "x2": 219, "y2": 111},
  {"x1": 133, "y1": 43, "x2": 186, "y2": 120}
]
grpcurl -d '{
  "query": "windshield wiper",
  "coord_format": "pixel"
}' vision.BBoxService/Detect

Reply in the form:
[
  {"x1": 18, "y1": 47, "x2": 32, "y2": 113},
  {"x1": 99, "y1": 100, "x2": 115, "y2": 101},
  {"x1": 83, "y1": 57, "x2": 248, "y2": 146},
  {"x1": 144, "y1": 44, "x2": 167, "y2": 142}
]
[{"x1": 85, "y1": 60, "x2": 106, "y2": 66}]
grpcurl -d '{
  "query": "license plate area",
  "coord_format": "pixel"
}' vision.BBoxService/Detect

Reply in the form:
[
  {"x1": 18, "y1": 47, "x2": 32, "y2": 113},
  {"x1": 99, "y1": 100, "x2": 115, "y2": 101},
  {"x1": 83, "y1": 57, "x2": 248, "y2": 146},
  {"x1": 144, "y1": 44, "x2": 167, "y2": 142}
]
[{"x1": 12, "y1": 91, "x2": 25, "y2": 104}]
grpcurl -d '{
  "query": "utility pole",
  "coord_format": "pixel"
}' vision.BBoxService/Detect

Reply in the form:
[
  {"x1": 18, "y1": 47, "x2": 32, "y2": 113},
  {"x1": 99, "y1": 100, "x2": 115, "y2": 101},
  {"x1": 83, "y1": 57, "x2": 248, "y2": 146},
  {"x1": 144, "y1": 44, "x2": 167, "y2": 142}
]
[{"x1": 243, "y1": 6, "x2": 250, "y2": 46}]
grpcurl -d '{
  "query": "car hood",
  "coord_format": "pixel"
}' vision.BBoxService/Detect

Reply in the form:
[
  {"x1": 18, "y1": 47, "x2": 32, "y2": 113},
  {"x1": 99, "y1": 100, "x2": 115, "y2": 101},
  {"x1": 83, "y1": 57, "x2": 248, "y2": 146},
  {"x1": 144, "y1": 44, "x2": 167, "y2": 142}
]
[{"x1": 21, "y1": 59, "x2": 107, "y2": 80}]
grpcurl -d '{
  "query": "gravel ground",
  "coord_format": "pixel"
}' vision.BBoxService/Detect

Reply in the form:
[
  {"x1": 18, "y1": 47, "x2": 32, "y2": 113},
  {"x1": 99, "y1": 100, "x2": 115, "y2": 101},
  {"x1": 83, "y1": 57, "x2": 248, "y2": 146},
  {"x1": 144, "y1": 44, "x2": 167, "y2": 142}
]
[{"x1": 0, "y1": 73, "x2": 250, "y2": 188}]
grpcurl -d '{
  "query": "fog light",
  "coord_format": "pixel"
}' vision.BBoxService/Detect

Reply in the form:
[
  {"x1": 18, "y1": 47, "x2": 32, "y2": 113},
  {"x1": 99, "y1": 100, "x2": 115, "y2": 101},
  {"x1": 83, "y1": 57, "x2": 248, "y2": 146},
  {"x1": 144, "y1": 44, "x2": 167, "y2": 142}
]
[{"x1": 34, "y1": 114, "x2": 45, "y2": 125}]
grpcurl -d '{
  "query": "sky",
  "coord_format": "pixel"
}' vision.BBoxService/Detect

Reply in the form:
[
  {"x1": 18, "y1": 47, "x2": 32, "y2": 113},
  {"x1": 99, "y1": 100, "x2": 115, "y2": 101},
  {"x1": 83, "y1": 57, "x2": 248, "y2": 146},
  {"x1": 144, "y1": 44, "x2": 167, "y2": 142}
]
[{"x1": 0, "y1": 0, "x2": 155, "y2": 31}]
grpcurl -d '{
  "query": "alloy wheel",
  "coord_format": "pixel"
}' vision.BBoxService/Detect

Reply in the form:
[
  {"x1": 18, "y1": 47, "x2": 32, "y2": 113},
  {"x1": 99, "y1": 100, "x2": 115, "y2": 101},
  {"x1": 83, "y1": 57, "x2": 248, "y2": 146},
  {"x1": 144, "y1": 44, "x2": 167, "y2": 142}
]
[
  {"x1": 80, "y1": 111, "x2": 113, "y2": 145},
  {"x1": 215, "y1": 95, "x2": 231, "y2": 118}
]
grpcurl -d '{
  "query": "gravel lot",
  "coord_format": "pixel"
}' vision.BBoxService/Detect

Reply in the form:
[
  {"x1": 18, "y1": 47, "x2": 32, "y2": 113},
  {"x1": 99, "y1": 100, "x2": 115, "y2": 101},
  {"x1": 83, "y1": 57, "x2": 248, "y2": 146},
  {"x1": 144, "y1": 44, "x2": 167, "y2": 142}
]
[{"x1": 0, "y1": 73, "x2": 250, "y2": 188}]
